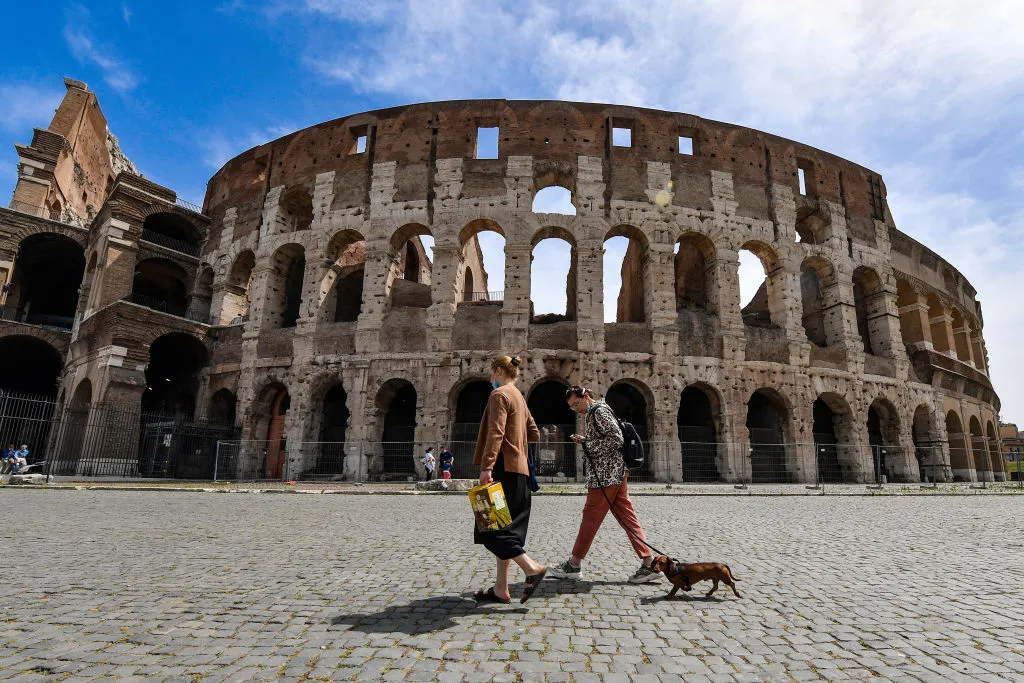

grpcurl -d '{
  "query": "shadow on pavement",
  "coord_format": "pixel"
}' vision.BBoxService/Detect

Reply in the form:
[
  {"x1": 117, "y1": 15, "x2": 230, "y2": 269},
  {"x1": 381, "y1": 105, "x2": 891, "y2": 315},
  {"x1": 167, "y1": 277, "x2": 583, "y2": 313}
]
[{"x1": 329, "y1": 595, "x2": 527, "y2": 635}]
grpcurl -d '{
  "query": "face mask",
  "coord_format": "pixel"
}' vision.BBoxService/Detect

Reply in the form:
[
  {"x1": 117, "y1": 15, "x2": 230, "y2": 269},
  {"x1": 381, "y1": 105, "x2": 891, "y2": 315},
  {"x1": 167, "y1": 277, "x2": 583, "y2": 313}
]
[
  {"x1": 492, "y1": 380, "x2": 501, "y2": 389},
  {"x1": 585, "y1": 403, "x2": 593, "y2": 413}
]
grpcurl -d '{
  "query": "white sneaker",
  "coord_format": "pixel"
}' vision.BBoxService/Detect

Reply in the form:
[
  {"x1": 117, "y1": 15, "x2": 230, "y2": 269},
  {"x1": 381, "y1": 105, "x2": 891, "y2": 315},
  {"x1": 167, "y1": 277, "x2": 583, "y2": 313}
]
[
  {"x1": 628, "y1": 563, "x2": 661, "y2": 584},
  {"x1": 548, "y1": 560, "x2": 583, "y2": 581}
]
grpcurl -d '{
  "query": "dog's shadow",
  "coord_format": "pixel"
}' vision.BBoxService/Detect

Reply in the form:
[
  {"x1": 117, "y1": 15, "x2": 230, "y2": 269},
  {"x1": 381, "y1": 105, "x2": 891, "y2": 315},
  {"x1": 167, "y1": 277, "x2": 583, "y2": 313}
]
[{"x1": 640, "y1": 593, "x2": 727, "y2": 605}]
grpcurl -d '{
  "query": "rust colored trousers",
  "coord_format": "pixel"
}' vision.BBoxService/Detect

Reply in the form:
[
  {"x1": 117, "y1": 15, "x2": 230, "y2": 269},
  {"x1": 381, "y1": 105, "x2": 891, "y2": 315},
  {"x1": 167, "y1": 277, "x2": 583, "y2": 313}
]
[{"x1": 571, "y1": 474, "x2": 651, "y2": 560}]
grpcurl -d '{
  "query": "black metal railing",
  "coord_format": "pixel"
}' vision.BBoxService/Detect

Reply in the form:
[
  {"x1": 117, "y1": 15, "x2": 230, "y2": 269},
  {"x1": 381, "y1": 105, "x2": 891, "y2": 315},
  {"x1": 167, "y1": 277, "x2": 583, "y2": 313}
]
[
  {"x1": 139, "y1": 228, "x2": 201, "y2": 257},
  {"x1": 121, "y1": 293, "x2": 207, "y2": 323},
  {"x1": 175, "y1": 197, "x2": 204, "y2": 214}
]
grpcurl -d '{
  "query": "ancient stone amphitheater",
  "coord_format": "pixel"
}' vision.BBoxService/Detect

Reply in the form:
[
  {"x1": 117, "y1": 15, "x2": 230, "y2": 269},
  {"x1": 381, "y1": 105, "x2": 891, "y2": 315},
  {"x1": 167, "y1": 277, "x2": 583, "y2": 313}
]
[{"x1": 0, "y1": 78, "x2": 1005, "y2": 484}]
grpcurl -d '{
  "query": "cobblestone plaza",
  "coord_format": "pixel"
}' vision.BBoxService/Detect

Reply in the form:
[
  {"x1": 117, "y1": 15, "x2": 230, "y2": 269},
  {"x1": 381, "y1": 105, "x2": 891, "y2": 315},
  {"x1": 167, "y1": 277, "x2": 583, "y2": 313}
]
[{"x1": 1, "y1": 490, "x2": 1022, "y2": 681}]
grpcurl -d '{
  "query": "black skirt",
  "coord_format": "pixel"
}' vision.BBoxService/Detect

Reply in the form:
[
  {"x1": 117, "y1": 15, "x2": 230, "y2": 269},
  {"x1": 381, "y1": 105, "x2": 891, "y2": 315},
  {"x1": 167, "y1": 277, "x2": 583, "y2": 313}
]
[{"x1": 473, "y1": 456, "x2": 531, "y2": 560}]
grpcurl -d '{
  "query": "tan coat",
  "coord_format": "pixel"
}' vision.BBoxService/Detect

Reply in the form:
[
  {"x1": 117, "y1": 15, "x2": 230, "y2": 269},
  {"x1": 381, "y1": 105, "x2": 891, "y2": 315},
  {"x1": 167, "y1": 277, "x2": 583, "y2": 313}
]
[{"x1": 473, "y1": 383, "x2": 540, "y2": 475}]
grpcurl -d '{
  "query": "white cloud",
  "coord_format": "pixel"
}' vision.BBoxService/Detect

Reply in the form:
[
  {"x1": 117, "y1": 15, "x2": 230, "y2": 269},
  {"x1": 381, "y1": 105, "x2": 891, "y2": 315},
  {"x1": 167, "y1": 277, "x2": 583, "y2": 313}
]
[
  {"x1": 0, "y1": 84, "x2": 63, "y2": 133},
  {"x1": 63, "y1": 4, "x2": 138, "y2": 93},
  {"x1": 198, "y1": 124, "x2": 297, "y2": 170}
]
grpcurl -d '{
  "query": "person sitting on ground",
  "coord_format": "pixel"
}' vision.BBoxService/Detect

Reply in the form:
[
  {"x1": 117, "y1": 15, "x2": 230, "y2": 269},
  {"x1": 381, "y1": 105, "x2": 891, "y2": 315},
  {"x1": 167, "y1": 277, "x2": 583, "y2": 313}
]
[
  {"x1": 548, "y1": 386, "x2": 660, "y2": 584},
  {"x1": 13, "y1": 444, "x2": 29, "y2": 471},
  {"x1": 0, "y1": 444, "x2": 15, "y2": 475}
]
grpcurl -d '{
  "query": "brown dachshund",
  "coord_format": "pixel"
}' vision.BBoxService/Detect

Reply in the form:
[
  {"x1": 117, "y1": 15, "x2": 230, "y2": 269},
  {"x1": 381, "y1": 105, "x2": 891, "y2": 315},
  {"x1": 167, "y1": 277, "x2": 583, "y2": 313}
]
[{"x1": 649, "y1": 555, "x2": 741, "y2": 599}]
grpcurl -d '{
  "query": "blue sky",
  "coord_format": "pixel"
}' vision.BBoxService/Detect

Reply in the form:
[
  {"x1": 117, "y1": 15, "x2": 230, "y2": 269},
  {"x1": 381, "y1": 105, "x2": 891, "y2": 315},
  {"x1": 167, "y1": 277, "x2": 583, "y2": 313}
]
[{"x1": 2, "y1": 1, "x2": 1022, "y2": 422}]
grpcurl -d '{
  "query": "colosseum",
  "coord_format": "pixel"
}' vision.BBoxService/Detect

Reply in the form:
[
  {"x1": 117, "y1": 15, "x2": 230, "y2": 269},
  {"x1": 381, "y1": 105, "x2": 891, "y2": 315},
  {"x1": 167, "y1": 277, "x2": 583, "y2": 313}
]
[{"x1": 0, "y1": 77, "x2": 1005, "y2": 484}]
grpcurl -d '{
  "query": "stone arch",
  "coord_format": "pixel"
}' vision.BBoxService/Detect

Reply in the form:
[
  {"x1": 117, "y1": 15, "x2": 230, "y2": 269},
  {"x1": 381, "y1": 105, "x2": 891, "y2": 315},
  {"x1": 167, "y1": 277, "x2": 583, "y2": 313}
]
[
  {"x1": 263, "y1": 243, "x2": 305, "y2": 329},
  {"x1": 448, "y1": 377, "x2": 493, "y2": 477},
  {"x1": 853, "y1": 266, "x2": 887, "y2": 356},
  {"x1": 141, "y1": 211, "x2": 203, "y2": 255},
  {"x1": 531, "y1": 226, "x2": 577, "y2": 322},
  {"x1": 945, "y1": 411, "x2": 971, "y2": 481},
  {"x1": 986, "y1": 420, "x2": 1003, "y2": 481},
  {"x1": 912, "y1": 404, "x2": 941, "y2": 482},
  {"x1": 739, "y1": 240, "x2": 782, "y2": 328},
  {"x1": 532, "y1": 183, "x2": 576, "y2": 216},
  {"x1": 142, "y1": 332, "x2": 210, "y2": 417},
  {"x1": 374, "y1": 378, "x2": 418, "y2": 479},
  {"x1": 320, "y1": 229, "x2": 366, "y2": 323},
  {"x1": 867, "y1": 396, "x2": 902, "y2": 481},
  {"x1": 388, "y1": 224, "x2": 432, "y2": 308},
  {"x1": 207, "y1": 388, "x2": 237, "y2": 426},
  {"x1": 801, "y1": 256, "x2": 840, "y2": 347},
  {"x1": 222, "y1": 250, "x2": 255, "y2": 323},
  {"x1": 0, "y1": 335, "x2": 63, "y2": 396},
  {"x1": 250, "y1": 381, "x2": 290, "y2": 479},
  {"x1": 605, "y1": 225, "x2": 649, "y2": 323},
  {"x1": 5, "y1": 232, "x2": 85, "y2": 328},
  {"x1": 674, "y1": 232, "x2": 716, "y2": 311},
  {"x1": 968, "y1": 415, "x2": 988, "y2": 481},
  {"x1": 458, "y1": 218, "x2": 499, "y2": 303},
  {"x1": 812, "y1": 392, "x2": 856, "y2": 483},
  {"x1": 746, "y1": 387, "x2": 793, "y2": 483},
  {"x1": 132, "y1": 257, "x2": 189, "y2": 317},
  {"x1": 679, "y1": 383, "x2": 723, "y2": 482}
]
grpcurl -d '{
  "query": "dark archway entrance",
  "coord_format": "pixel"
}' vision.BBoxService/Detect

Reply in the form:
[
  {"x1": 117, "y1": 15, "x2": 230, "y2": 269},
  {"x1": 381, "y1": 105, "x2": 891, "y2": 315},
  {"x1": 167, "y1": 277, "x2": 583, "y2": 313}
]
[
  {"x1": 746, "y1": 390, "x2": 789, "y2": 483},
  {"x1": 0, "y1": 336, "x2": 63, "y2": 396},
  {"x1": 450, "y1": 380, "x2": 493, "y2": 478},
  {"x1": 132, "y1": 258, "x2": 189, "y2": 317},
  {"x1": 378, "y1": 380, "x2": 417, "y2": 479},
  {"x1": 311, "y1": 383, "x2": 349, "y2": 478},
  {"x1": 812, "y1": 398, "x2": 843, "y2": 483},
  {"x1": 528, "y1": 379, "x2": 576, "y2": 477},
  {"x1": 868, "y1": 399, "x2": 902, "y2": 483},
  {"x1": 334, "y1": 265, "x2": 364, "y2": 322},
  {"x1": 5, "y1": 233, "x2": 85, "y2": 328},
  {"x1": 678, "y1": 385, "x2": 719, "y2": 482},
  {"x1": 606, "y1": 382, "x2": 650, "y2": 478},
  {"x1": 142, "y1": 333, "x2": 209, "y2": 417}
]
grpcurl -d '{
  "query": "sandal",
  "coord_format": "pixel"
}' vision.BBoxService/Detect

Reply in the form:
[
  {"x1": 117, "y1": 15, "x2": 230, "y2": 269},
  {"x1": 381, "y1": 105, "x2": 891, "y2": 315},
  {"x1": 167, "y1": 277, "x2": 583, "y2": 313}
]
[
  {"x1": 520, "y1": 567, "x2": 547, "y2": 604},
  {"x1": 473, "y1": 587, "x2": 510, "y2": 604}
]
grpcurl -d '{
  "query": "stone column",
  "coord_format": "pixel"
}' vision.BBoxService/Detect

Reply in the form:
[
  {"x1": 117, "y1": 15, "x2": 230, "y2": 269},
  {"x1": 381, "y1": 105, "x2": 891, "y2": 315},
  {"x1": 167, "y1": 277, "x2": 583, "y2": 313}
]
[
  {"x1": 501, "y1": 243, "x2": 532, "y2": 352},
  {"x1": 426, "y1": 244, "x2": 462, "y2": 352},
  {"x1": 355, "y1": 244, "x2": 393, "y2": 353},
  {"x1": 244, "y1": 263, "x2": 275, "y2": 336},
  {"x1": 713, "y1": 248, "x2": 745, "y2": 362},
  {"x1": 575, "y1": 235, "x2": 604, "y2": 353}
]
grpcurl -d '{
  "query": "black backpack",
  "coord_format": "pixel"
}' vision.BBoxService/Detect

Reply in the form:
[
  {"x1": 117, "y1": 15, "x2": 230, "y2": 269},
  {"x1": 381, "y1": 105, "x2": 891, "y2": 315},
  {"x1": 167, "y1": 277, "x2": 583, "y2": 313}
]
[{"x1": 591, "y1": 403, "x2": 645, "y2": 470}]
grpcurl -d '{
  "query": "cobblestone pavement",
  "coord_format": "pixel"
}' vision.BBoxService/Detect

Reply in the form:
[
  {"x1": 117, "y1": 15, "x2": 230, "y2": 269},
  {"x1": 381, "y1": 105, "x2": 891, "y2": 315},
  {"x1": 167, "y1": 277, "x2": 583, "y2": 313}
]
[{"x1": 1, "y1": 490, "x2": 1022, "y2": 682}]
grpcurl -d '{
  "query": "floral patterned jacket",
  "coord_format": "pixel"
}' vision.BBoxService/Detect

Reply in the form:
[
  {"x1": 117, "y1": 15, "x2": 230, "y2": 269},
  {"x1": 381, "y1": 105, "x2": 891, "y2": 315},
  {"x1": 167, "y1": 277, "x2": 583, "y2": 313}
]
[{"x1": 581, "y1": 401, "x2": 626, "y2": 488}]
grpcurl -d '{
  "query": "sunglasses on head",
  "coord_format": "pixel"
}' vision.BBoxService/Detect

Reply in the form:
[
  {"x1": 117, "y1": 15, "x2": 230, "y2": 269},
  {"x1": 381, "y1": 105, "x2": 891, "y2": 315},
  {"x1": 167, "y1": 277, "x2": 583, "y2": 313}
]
[{"x1": 565, "y1": 386, "x2": 588, "y2": 398}]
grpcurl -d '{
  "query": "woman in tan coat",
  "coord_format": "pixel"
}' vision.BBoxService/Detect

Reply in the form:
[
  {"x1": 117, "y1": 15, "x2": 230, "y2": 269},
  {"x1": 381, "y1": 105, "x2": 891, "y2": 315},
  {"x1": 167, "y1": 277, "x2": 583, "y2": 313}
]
[{"x1": 472, "y1": 354, "x2": 547, "y2": 604}]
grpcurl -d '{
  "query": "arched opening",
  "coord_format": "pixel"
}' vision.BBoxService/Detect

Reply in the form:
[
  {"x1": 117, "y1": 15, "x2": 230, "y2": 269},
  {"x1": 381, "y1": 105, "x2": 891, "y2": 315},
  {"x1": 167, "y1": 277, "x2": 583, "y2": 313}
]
[
  {"x1": 812, "y1": 397, "x2": 844, "y2": 483},
  {"x1": 674, "y1": 233, "x2": 714, "y2": 311},
  {"x1": 141, "y1": 212, "x2": 202, "y2": 256},
  {"x1": 311, "y1": 383, "x2": 349, "y2": 478},
  {"x1": 389, "y1": 225, "x2": 432, "y2": 308},
  {"x1": 4, "y1": 233, "x2": 85, "y2": 328},
  {"x1": 63, "y1": 379, "x2": 93, "y2": 467},
  {"x1": 867, "y1": 399, "x2": 902, "y2": 482},
  {"x1": 531, "y1": 228, "x2": 576, "y2": 323},
  {"x1": 278, "y1": 185, "x2": 314, "y2": 233},
  {"x1": 207, "y1": 388, "x2": 237, "y2": 426},
  {"x1": 746, "y1": 389, "x2": 789, "y2": 483},
  {"x1": 532, "y1": 185, "x2": 576, "y2": 215},
  {"x1": 968, "y1": 416, "x2": 988, "y2": 481},
  {"x1": 738, "y1": 243, "x2": 777, "y2": 328},
  {"x1": 853, "y1": 267, "x2": 887, "y2": 356},
  {"x1": 801, "y1": 258, "x2": 838, "y2": 348},
  {"x1": 222, "y1": 250, "x2": 255, "y2": 324},
  {"x1": 321, "y1": 230, "x2": 366, "y2": 323},
  {"x1": 264, "y1": 244, "x2": 305, "y2": 329},
  {"x1": 265, "y1": 387, "x2": 290, "y2": 480},
  {"x1": 795, "y1": 203, "x2": 828, "y2": 244},
  {"x1": 458, "y1": 219, "x2": 502, "y2": 303},
  {"x1": 604, "y1": 227, "x2": 648, "y2": 323},
  {"x1": 606, "y1": 382, "x2": 650, "y2": 477},
  {"x1": 946, "y1": 411, "x2": 971, "y2": 481},
  {"x1": 132, "y1": 258, "x2": 189, "y2": 317},
  {"x1": 142, "y1": 333, "x2": 209, "y2": 417},
  {"x1": 377, "y1": 379, "x2": 417, "y2": 478},
  {"x1": 950, "y1": 309, "x2": 972, "y2": 363},
  {"x1": 678, "y1": 385, "x2": 720, "y2": 482},
  {"x1": 0, "y1": 336, "x2": 62, "y2": 396},
  {"x1": 528, "y1": 378, "x2": 576, "y2": 477},
  {"x1": 451, "y1": 379, "x2": 493, "y2": 478},
  {"x1": 912, "y1": 404, "x2": 937, "y2": 481},
  {"x1": 986, "y1": 421, "x2": 1002, "y2": 480},
  {"x1": 191, "y1": 266, "x2": 214, "y2": 323}
]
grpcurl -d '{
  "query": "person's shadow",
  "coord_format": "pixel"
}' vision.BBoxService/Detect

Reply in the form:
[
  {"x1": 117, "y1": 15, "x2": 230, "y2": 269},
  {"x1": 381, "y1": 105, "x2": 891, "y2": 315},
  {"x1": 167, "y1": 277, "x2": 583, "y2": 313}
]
[{"x1": 329, "y1": 581, "x2": 606, "y2": 635}]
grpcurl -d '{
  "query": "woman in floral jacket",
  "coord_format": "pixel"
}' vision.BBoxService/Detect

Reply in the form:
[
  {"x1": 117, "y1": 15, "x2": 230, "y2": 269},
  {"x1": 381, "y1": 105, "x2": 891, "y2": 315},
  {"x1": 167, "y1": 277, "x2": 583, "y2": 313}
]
[{"x1": 547, "y1": 386, "x2": 660, "y2": 584}]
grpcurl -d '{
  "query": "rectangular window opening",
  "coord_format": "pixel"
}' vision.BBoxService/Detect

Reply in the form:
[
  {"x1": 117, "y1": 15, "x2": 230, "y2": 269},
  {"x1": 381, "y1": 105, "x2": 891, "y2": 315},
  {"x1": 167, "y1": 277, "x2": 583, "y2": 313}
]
[
  {"x1": 612, "y1": 127, "x2": 632, "y2": 147},
  {"x1": 798, "y1": 167, "x2": 807, "y2": 196},
  {"x1": 679, "y1": 135, "x2": 693, "y2": 155},
  {"x1": 355, "y1": 135, "x2": 367, "y2": 154},
  {"x1": 476, "y1": 126, "x2": 499, "y2": 159}
]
